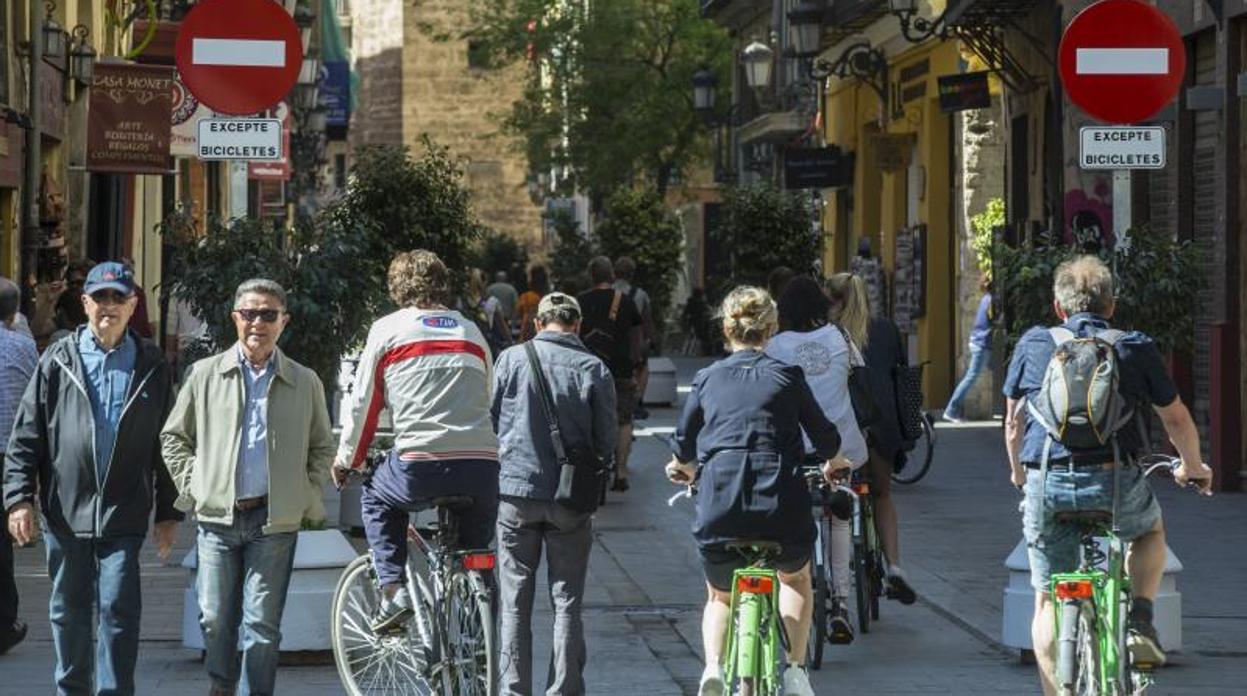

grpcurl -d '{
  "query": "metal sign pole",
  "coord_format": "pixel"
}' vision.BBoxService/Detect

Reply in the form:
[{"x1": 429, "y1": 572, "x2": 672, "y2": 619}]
[{"x1": 1113, "y1": 168, "x2": 1132, "y2": 259}]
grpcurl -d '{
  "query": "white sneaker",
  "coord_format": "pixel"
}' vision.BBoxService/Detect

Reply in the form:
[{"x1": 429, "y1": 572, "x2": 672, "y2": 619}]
[
  {"x1": 783, "y1": 665, "x2": 815, "y2": 696},
  {"x1": 699, "y1": 664, "x2": 725, "y2": 696}
]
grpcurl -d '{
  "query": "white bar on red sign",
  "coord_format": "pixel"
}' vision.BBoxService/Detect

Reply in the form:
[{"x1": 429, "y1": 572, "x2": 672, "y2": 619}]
[
  {"x1": 1076, "y1": 48, "x2": 1168, "y2": 75},
  {"x1": 192, "y1": 38, "x2": 286, "y2": 67}
]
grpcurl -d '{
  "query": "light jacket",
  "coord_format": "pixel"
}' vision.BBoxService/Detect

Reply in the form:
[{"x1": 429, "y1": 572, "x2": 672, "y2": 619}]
[
  {"x1": 4, "y1": 329, "x2": 182, "y2": 538},
  {"x1": 491, "y1": 331, "x2": 616, "y2": 500},
  {"x1": 337, "y1": 307, "x2": 497, "y2": 470},
  {"x1": 160, "y1": 346, "x2": 334, "y2": 534}
]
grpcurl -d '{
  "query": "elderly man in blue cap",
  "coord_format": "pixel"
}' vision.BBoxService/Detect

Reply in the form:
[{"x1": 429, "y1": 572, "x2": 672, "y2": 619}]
[{"x1": 4, "y1": 260, "x2": 181, "y2": 695}]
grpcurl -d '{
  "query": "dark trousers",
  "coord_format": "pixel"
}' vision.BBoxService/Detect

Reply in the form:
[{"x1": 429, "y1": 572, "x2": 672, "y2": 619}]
[
  {"x1": 360, "y1": 454, "x2": 499, "y2": 587},
  {"x1": 497, "y1": 496, "x2": 593, "y2": 696},
  {"x1": 44, "y1": 532, "x2": 144, "y2": 696},
  {"x1": 0, "y1": 519, "x2": 16, "y2": 630}
]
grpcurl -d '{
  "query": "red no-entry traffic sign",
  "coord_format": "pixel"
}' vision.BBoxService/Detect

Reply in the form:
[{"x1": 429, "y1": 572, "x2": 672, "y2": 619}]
[
  {"x1": 175, "y1": 0, "x2": 302, "y2": 116},
  {"x1": 1058, "y1": 0, "x2": 1186, "y2": 125}
]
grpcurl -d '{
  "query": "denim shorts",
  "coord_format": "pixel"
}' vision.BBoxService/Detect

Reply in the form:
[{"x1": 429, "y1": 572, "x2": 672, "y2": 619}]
[{"x1": 1021, "y1": 465, "x2": 1162, "y2": 592}]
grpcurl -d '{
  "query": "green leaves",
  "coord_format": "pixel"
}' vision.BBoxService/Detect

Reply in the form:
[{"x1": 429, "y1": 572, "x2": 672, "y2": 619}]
[
  {"x1": 595, "y1": 189, "x2": 685, "y2": 331},
  {"x1": 969, "y1": 198, "x2": 1004, "y2": 279},
  {"x1": 717, "y1": 184, "x2": 820, "y2": 295}
]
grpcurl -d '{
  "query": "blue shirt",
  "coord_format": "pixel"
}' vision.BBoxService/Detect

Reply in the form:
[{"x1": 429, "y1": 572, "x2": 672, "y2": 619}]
[
  {"x1": 0, "y1": 326, "x2": 38, "y2": 454},
  {"x1": 1003, "y1": 313, "x2": 1178, "y2": 464},
  {"x1": 236, "y1": 347, "x2": 275, "y2": 499},
  {"x1": 78, "y1": 328, "x2": 137, "y2": 482},
  {"x1": 970, "y1": 293, "x2": 992, "y2": 349}
]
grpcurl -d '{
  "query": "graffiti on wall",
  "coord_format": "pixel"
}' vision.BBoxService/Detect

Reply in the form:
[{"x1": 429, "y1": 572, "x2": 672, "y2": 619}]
[{"x1": 1063, "y1": 177, "x2": 1115, "y2": 251}]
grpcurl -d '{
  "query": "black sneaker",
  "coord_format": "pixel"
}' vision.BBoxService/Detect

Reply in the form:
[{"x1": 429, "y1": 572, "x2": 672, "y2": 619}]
[
  {"x1": 370, "y1": 588, "x2": 414, "y2": 634},
  {"x1": 0, "y1": 620, "x2": 27, "y2": 656},
  {"x1": 828, "y1": 600, "x2": 854, "y2": 645},
  {"x1": 886, "y1": 574, "x2": 917, "y2": 605},
  {"x1": 634, "y1": 407, "x2": 650, "y2": 421},
  {"x1": 1127, "y1": 621, "x2": 1166, "y2": 670}
]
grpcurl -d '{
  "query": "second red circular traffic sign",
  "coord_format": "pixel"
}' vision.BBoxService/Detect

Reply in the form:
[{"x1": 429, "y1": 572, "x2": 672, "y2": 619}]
[
  {"x1": 175, "y1": 0, "x2": 303, "y2": 116},
  {"x1": 1058, "y1": 0, "x2": 1186, "y2": 125}
]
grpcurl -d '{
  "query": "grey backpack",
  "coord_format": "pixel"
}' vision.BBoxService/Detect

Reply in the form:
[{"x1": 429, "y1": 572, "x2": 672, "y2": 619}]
[{"x1": 1027, "y1": 327, "x2": 1135, "y2": 452}]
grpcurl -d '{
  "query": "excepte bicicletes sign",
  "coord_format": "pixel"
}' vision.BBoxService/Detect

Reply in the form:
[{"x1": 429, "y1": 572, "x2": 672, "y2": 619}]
[
  {"x1": 1079, "y1": 126, "x2": 1166, "y2": 170},
  {"x1": 196, "y1": 118, "x2": 282, "y2": 160}
]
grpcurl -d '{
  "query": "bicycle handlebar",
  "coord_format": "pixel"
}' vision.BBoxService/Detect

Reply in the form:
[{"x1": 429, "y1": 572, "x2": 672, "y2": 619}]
[{"x1": 1137, "y1": 454, "x2": 1214, "y2": 495}]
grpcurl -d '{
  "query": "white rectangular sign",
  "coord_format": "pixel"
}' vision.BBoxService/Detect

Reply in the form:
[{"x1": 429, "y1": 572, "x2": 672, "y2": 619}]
[
  {"x1": 196, "y1": 119, "x2": 283, "y2": 161},
  {"x1": 1076, "y1": 48, "x2": 1169, "y2": 75},
  {"x1": 1079, "y1": 127, "x2": 1166, "y2": 170}
]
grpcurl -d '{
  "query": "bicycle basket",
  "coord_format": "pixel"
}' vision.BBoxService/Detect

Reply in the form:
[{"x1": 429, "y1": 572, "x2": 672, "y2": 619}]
[{"x1": 894, "y1": 363, "x2": 925, "y2": 442}]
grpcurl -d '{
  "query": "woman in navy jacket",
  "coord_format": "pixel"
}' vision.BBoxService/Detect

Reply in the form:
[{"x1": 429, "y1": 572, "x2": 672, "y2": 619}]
[{"x1": 666, "y1": 286, "x2": 845, "y2": 696}]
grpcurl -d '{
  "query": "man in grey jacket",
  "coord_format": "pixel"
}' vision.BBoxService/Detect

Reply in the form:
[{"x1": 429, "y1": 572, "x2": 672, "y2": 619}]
[{"x1": 490, "y1": 292, "x2": 616, "y2": 696}]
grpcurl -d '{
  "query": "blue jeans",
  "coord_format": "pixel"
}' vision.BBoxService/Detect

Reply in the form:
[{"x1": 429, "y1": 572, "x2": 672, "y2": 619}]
[
  {"x1": 945, "y1": 344, "x2": 990, "y2": 419},
  {"x1": 44, "y1": 532, "x2": 144, "y2": 696},
  {"x1": 196, "y1": 506, "x2": 298, "y2": 696}
]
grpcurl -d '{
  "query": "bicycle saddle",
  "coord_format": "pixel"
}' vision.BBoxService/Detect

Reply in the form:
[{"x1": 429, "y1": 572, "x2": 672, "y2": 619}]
[
  {"x1": 1053, "y1": 510, "x2": 1113, "y2": 528},
  {"x1": 426, "y1": 495, "x2": 475, "y2": 509}
]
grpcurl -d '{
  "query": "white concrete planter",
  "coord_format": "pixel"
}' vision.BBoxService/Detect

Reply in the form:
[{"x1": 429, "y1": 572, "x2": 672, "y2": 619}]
[
  {"x1": 182, "y1": 529, "x2": 359, "y2": 652},
  {"x1": 642, "y1": 357, "x2": 677, "y2": 406},
  {"x1": 1001, "y1": 538, "x2": 1183, "y2": 652}
]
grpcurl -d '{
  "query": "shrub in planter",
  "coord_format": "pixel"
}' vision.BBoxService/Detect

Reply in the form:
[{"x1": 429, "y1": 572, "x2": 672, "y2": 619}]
[{"x1": 594, "y1": 188, "x2": 684, "y2": 335}]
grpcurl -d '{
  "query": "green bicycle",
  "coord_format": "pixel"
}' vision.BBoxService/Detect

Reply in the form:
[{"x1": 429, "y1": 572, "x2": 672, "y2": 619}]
[
  {"x1": 669, "y1": 488, "x2": 789, "y2": 696},
  {"x1": 1051, "y1": 455, "x2": 1192, "y2": 696}
]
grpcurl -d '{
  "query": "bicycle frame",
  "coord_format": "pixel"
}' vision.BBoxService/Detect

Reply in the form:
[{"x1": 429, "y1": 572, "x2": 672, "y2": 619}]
[{"x1": 722, "y1": 565, "x2": 783, "y2": 695}]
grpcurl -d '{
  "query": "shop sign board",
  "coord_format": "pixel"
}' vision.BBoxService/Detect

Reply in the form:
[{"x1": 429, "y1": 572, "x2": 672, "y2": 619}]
[
  {"x1": 175, "y1": 0, "x2": 302, "y2": 115},
  {"x1": 86, "y1": 63, "x2": 175, "y2": 174},
  {"x1": 1058, "y1": 0, "x2": 1186, "y2": 125},
  {"x1": 784, "y1": 147, "x2": 854, "y2": 189},
  {"x1": 938, "y1": 71, "x2": 991, "y2": 113},
  {"x1": 1079, "y1": 126, "x2": 1166, "y2": 170},
  {"x1": 196, "y1": 119, "x2": 283, "y2": 160}
]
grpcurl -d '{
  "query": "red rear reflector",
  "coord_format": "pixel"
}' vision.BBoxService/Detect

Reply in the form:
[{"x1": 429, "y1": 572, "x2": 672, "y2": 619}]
[
  {"x1": 736, "y1": 576, "x2": 774, "y2": 595},
  {"x1": 463, "y1": 553, "x2": 496, "y2": 571},
  {"x1": 852, "y1": 483, "x2": 870, "y2": 496},
  {"x1": 1054, "y1": 579, "x2": 1094, "y2": 600}
]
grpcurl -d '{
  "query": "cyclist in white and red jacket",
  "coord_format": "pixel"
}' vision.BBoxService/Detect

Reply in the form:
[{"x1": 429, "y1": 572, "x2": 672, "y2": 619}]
[{"x1": 333, "y1": 250, "x2": 499, "y2": 633}]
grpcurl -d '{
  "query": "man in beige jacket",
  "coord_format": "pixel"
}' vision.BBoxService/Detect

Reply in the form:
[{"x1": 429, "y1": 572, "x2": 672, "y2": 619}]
[{"x1": 161, "y1": 279, "x2": 334, "y2": 696}]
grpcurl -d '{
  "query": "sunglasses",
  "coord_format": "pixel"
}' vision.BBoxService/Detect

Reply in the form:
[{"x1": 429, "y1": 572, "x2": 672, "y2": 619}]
[
  {"x1": 89, "y1": 291, "x2": 130, "y2": 305},
  {"x1": 234, "y1": 308, "x2": 283, "y2": 323}
]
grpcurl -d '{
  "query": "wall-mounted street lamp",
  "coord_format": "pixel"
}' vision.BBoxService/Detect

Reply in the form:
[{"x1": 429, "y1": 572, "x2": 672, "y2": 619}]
[
  {"x1": 43, "y1": 2, "x2": 66, "y2": 59},
  {"x1": 692, "y1": 67, "x2": 716, "y2": 114},
  {"x1": 741, "y1": 40, "x2": 775, "y2": 91},
  {"x1": 69, "y1": 25, "x2": 95, "y2": 85},
  {"x1": 787, "y1": 1, "x2": 824, "y2": 59},
  {"x1": 295, "y1": 53, "x2": 320, "y2": 109},
  {"x1": 294, "y1": 1, "x2": 315, "y2": 51},
  {"x1": 888, "y1": 0, "x2": 950, "y2": 44}
]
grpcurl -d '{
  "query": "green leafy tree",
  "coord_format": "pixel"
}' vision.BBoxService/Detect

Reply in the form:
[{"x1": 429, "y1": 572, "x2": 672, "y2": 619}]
[
  {"x1": 469, "y1": 229, "x2": 530, "y2": 281},
  {"x1": 995, "y1": 226, "x2": 1202, "y2": 354},
  {"x1": 594, "y1": 188, "x2": 685, "y2": 333},
  {"x1": 162, "y1": 139, "x2": 487, "y2": 386},
  {"x1": 718, "y1": 184, "x2": 820, "y2": 292},
  {"x1": 454, "y1": 0, "x2": 731, "y2": 199},
  {"x1": 969, "y1": 197, "x2": 1004, "y2": 279},
  {"x1": 547, "y1": 207, "x2": 595, "y2": 291}
]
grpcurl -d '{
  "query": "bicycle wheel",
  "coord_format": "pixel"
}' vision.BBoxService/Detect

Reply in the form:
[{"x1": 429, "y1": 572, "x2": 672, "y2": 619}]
[
  {"x1": 892, "y1": 413, "x2": 936, "y2": 484},
  {"x1": 869, "y1": 547, "x2": 884, "y2": 621},
  {"x1": 447, "y1": 570, "x2": 496, "y2": 695},
  {"x1": 1056, "y1": 601, "x2": 1098, "y2": 696},
  {"x1": 331, "y1": 555, "x2": 439, "y2": 695},
  {"x1": 853, "y1": 540, "x2": 871, "y2": 635}
]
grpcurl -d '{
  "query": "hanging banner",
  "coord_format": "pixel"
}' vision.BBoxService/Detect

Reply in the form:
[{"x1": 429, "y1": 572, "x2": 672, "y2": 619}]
[
  {"x1": 87, "y1": 64, "x2": 175, "y2": 174},
  {"x1": 321, "y1": 61, "x2": 350, "y2": 128}
]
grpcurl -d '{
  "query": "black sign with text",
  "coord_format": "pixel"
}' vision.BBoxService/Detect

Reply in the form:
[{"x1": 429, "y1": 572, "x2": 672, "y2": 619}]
[
  {"x1": 938, "y1": 71, "x2": 991, "y2": 113},
  {"x1": 783, "y1": 146, "x2": 854, "y2": 190}
]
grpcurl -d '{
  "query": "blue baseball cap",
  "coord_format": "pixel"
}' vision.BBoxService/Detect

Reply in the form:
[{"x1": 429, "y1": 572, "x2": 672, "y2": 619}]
[{"x1": 83, "y1": 261, "x2": 136, "y2": 297}]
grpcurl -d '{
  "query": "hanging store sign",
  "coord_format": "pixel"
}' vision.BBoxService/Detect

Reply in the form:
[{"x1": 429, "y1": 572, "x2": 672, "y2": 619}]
[
  {"x1": 171, "y1": 73, "x2": 215, "y2": 157},
  {"x1": 938, "y1": 72, "x2": 991, "y2": 113},
  {"x1": 196, "y1": 118, "x2": 283, "y2": 160},
  {"x1": 1079, "y1": 126, "x2": 1166, "y2": 169},
  {"x1": 871, "y1": 133, "x2": 916, "y2": 172},
  {"x1": 322, "y1": 61, "x2": 351, "y2": 128},
  {"x1": 86, "y1": 63, "x2": 175, "y2": 174},
  {"x1": 784, "y1": 147, "x2": 854, "y2": 189}
]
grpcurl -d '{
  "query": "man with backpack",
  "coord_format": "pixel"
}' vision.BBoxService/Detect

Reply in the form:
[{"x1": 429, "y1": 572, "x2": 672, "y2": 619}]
[
  {"x1": 577, "y1": 257, "x2": 642, "y2": 492},
  {"x1": 1002, "y1": 256, "x2": 1212, "y2": 696},
  {"x1": 613, "y1": 256, "x2": 655, "y2": 420}
]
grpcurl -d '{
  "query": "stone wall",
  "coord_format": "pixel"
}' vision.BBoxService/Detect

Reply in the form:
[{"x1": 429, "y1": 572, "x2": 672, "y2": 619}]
[
  {"x1": 953, "y1": 98, "x2": 1004, "y2": 419},
  {"x1": 351, "y1": 0, "x2": 405, "y2": 148},
  {"x1": 400, "y1": 1, "x2": 544, "y2": 247}
]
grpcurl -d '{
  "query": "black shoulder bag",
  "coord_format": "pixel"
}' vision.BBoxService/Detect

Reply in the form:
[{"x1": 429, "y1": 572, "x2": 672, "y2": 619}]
[
  {"x1": 835, "y1": 324, "x2": 881, "y2": 430},
  {"x1": 523, "y1": 341, "x2": 607, "y2": 513}
]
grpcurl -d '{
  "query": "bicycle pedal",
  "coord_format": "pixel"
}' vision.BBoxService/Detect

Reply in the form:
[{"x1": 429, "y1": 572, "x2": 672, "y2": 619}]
[{"x1": 1132, "y1": 661, "x2": 1158, "y2": 673}]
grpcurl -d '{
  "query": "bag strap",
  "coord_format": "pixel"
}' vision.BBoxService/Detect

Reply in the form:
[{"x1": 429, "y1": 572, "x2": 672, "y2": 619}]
[
  {"x1": 608, "y1": 290, "x2": 622, "y2": 323},
  {"x1": 1048, "y1": 327, "x2": 1076, "y2": 346},
  {"x1": 523, "y1": 341, "x2": 569, "y2": 466},
  {"x1": 833, "y1": 324, "x2": 865, "y2": 367}
]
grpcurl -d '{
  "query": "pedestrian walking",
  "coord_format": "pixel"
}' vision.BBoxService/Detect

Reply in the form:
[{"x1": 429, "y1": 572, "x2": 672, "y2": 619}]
[
  {"x1": 491, "y1": 292, "x2": 616, "y2": 695},
  {"x1": 488, "y1": 270, "x2": 520, "y2": 326},
  {"x1": 468, "y1": 268, "x2": 513, "y2": 359},
  {"x1": 516, "y1": 265, "x2": 549, "y2": 343},
  {"x1": 4, "y1": 261, "x2": 181, "y2": 695},
  {"x1": 943, "y1": 275, "x2": 993, "y2": 422},
  {"x1": 613, "y1": 257, "x2": 654, "y2": 420},
  {"x1": 161, "y1": 278, "x2": 334, "y2": 696},
  {"x1": 576, "y1": 257, "x2": 642, "y2": 492},
  {"x1": 0, "y1": 277, "x2": 37, "y2": 656}
]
